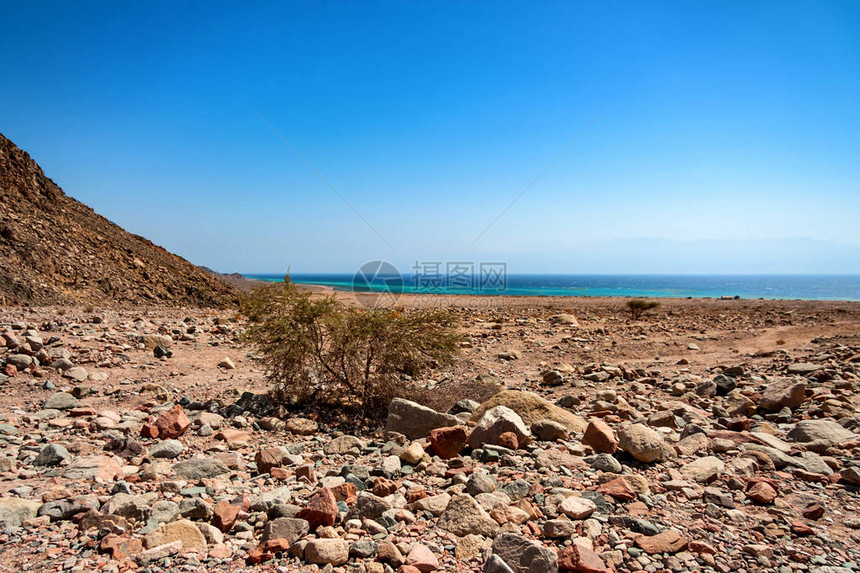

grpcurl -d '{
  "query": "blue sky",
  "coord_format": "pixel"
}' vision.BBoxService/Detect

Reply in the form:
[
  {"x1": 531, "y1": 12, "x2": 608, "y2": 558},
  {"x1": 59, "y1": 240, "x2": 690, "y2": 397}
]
[{"x1": 1, "y1": 1, "x2": 858, "y2": 274}]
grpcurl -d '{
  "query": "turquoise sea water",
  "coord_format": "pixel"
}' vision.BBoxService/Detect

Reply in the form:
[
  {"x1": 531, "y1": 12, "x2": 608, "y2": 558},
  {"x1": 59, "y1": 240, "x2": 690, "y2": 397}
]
[{"x1": 244, "y1": 273, "x2": 860, "y2": 301}]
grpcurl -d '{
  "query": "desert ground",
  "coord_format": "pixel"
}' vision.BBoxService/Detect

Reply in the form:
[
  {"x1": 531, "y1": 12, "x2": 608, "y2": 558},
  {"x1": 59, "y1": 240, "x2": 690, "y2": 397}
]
[{"x1": 0, "y1": 293, "x2": 859, "y2": 573}]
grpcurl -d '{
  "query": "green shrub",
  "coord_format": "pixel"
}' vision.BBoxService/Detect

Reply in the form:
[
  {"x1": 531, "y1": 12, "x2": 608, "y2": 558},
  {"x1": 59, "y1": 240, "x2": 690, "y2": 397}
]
[
  {"x1": 626, "y1": 299, "x2": 660, "y2": 320},
  {"x1": 241, "y1": 277, "x2": 461, "y2": 419}
]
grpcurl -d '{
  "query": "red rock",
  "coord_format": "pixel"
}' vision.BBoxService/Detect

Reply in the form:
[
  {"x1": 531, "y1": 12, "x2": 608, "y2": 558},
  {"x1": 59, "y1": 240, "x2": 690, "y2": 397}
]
[
  {"x1": 497, "y1": 432, "x2": 519, "y2": 449},
  {"x1": 212, "y1": 500, "x2": 241, "y2": 532},
  {"x1": 746, "y1": 481, "x2": 778, "y2": 504},
  {"x1": 802, "y1": 503, "x2": 825, "y2": 519},
  {"x1": 100, "y1": 533, "x2": 143, "y2": 559},
  {"x1": 255, "y1": 446, "x2": 291, "y2": 475},
  {"x1": 405, "y1": 543, "x2": 439, "y2": 572},
  {"x1": 688, "y1": 540, "x2": 717, "y2": 554},
  {"x1": 286, "y1": 417, "x2": 318, "y2": 435},
  {"x1": 261, "y1": 538, "x2": 291, "y2": 552},
  {"x1": 140, "y1": 423, "x2": 159, "y2": 438},
  {"x1": 270, "y1": 467, "x2": 289, "y2": 480},
  {"x1": 154, "y1": 405, "x2": 190, "y2": 439},
  {"x1": 595, "y1": 477, "x2": 636, "y2": 501},
  {"x1": 635, "y1": 530, "x2": 688, "y2": 554},
  {"x1": 214, "y1": 428, "x2": 251, "y2": 445},
  {"x1": 4, "y1": 364, "x2": 17, "y2": 377},
  {"x1": 69, "y1": 407, "x2": 96, "y2": 417},
  {"x1": 208, "y1": 544, "x2": 232, "y2": 559},
  {"x1": 558, "y1": 543, "x2": 608, "y2": 572},
  {"x1": 245, "y1": 548, "x2": 273, "y2": 565},
  {"x1": 406, "y1": 486, "x2": 427, "y2": 503},
  {"x1": 726, "y1": 417, "x2": 753, "y2": 431},
  {"x1": 582, "y1": 420, "x2": 617, "y2": 454},
  {"x1": 791, "y1": 521, "x2": 814, "y2": 536},
  {"x1": 296, "y1": 487, "x2": 338, "y2": 529},
  {"x1": 428, "y1": 426, "x2": 469, "y2": 459},
  {"x1": 330, "y1": 482, "x2": 358, "y2": 505},
  {"x1": 373, "y1": 477, "x2": 398, "y2": 497},
  {"x1": 295, "y1": 464, "x2": 317, "y2": 483}
]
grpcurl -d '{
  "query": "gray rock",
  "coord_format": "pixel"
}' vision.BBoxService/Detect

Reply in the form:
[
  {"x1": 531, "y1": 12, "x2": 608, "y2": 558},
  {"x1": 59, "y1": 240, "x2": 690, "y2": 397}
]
[
  {"x1": 589, "y1": 453, "x2": 622, "y2": 473},
  {"x1": 149, "y1": 440, "x2": 184, "y2": 459},
  {"x1": 437, "y1": 493, "x2": 500, "y2": 537},
  {"x1": 713, "y1": 374, "x2": 736, "y2": 395},
  {"x1": 249, "y1": 487, "x2": 292, "y2": 512},
  {"x1": 38, "y1": 497, "x2": 99, "y2": 521},
  {"x1": 490, "y1": 533, "x2": 558, "y2": 573},
  {"x1": 43, "y1": 392, "x2": 79, "y2": 411},
  {"x1": 485, "y1": 554, "x2": 516, "y2": 573},
  {"x1": 385, "y1": 398, "x2": 462, "y2": 440},
  {"x1": 618, "y1": 423, "x2": 666, "y2": 463},
  {"x1": 64, "y1": 366, "x2": 89, "y2": 382},
  {"x1": 787, "y1": 419, "x2": 855, "y2": 448},
  {"x1": 5, "y1": 354, "x2": 33, "y2": 371},
  {"x1": 349, "y1": 539, "x2": 378, "y2": 558},
  {"x1": 449, "y1": 399, "x2": 480, "y2": 415},
  {"x1": 531, "y1": 419, "x2": 569, "y2": 442},
  {"x1": 172, "y1": 458, "x2": 229, "y2": 480},
  {"x1": 324, "y1": 435, "x2": 364, "y2": 455},
  {"x1": 758, "y1": 378, "x2": 807, "y2": 411},
  {"x1": 0, "y1": 498, "x2": 40, "y2": 529},
  {"x1": 787, "y1": 362, "x2": 823, "y2": 375},
  {"x1": 103, "y1": 493, "x2": 150, "y2": 521},
  {"x1": 346, "y1": 492, "x2": 391, "y2": 521},
  {"x1": 467, "y1": 472, "x2": 497, "y2": 496},
  {"x1": 33, "y1": 444, "x2": 71, "y2": 467},
  {"x1": 468, "y1": 406, "x2": 532, "y2": 449},
  {"x1": 262, "y1": 517, "x2": 310, "y2": 544}
]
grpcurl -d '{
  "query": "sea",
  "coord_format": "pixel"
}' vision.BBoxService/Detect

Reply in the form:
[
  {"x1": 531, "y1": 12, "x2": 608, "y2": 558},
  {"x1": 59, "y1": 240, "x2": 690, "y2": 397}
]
[{"x1": 244, "y1": 273, "x2": 860, "y2": 301}]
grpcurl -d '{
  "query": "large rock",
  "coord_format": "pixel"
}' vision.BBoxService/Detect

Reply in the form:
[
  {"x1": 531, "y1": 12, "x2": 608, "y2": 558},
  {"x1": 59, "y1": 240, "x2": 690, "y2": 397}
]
[
  {"x1": 582, "y1": 420, "x2": 617, "y2": 454},
  {"x1": 428, "y1": 426, "x2": 469, "y2": 459},
  {"x1": 145, "y1": 519, "x2": 207, "y2": 552},
  {"x1": 490, "y1": 533, "x2": 558, "y2": 573},
  {"x1": 469, "y1": 406, "x2": 532, "y2": 449},
  {"x1": 296, "y1": 488, "x2": 338, "y2": 529},
  {"x1": 787, "y1": 419, "x2": 855, "y2": 448},
  {"x1": 758, "y1": 378, "x2": 806, "y2": 411},
  {"x1": 618, "y1": 423, "x2": 667, "y2": 463},
  {"x1": 34, "y1": 444, "x2": 72, "y2": 467},
  {"x1": 43, "y1": 392, "x2": 79, "y2": 410},
  {"x1": 261, "y1": 517, "x2": 309, "y2": 544},
  {"x1": 558, "y1": 542, "x2": 608, "y2": 573},
  {"x1": 437, "y1": 493, "x2": 500, "y2": 537},
  {"x1": 304, "y1": 538, "x2": 349, "y2": 566},
  {"x1": 155, "y1": 405, "x2": 191, "y2": 439},
  {"x1": 0, "y1": 498, "x2": 40, "y2": 529},
  {"x1": 679, "y1": 456, "x2": 724, "y2": 483},
  {"x1": 172, "y1": 458, "x2": 229, "y2": 480},
  {"x1": 62, "y1": 456, "x2": 121, "y2": 481},
  {"x1": 471, "y1": 391, "x2": 587, "y2": 432},
  {"x1": 386, "y1": 398, "x2": 462, "y2": 440}
]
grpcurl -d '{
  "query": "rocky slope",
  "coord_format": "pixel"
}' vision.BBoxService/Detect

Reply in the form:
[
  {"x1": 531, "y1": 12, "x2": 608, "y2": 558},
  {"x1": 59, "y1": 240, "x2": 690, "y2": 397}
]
[{"x1": 0, "y1": 132, "x2": 237, "y2": 307}]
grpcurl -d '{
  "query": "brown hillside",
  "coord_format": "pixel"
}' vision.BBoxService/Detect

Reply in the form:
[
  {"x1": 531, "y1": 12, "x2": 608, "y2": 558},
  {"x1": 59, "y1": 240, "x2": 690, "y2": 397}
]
[{"x1": 0, "y1": 132, "x2": 238, "y2": 307}]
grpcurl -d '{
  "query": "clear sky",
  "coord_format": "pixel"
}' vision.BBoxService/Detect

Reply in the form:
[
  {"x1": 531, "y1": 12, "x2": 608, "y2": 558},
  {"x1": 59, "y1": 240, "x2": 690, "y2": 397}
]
[{"x1": 1, "y1": 1, "x2": 858, "y2": 274}]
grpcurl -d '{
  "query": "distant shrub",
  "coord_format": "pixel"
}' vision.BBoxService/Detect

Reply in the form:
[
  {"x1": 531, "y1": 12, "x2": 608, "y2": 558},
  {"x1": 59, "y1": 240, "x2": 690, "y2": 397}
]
[
  {"x1": 626, "y1": 299, "x2": 660, "y2": 320},
  {"x1": 241, "y1": 277, "x2": 461, "y2": 419},
  {"x1": 776, "y1": 339, "x2": 786, "y2": 345}
]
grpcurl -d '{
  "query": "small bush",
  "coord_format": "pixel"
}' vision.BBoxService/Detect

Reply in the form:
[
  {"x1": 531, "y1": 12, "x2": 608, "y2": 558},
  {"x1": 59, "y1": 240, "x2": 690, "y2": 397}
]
[
  {"x1": 241, "y1": 277, "x2": 461, "y2": 419},
  {"x1": 626, "y1": 299, "x2": 660, "y2": 320}
]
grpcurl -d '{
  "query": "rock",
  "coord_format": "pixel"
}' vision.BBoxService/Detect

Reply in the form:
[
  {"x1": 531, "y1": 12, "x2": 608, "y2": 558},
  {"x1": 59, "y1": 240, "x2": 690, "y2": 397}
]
[
  {"x1": 101, "y1": 534, "x2": 143, "y2": 559},
  {"x1": 64, "y1": 366, "x2": 88, "y2": 382},
  {"x1": 218, "y1": 358, "x2": 236, "y2": 369},
  {"x1": 788, "y1": 419, "x2": 855, "y2": 447},
  {"x1": 255, "y1": 446, "x2": 295, "y2": 474},
  {"x1": 560, "y1": 496, "x2": 597, "y2": 519},
  {"x1": 172, "y1": 458, "x2": 229, "y2": 480},
  {"x1": 428, "y1": 426, "x2": 468, "y2": 459},
  {"x1": 758, "y1": 378, "x2": 807, "y2": 411},
  {"x1": 485, "y1": 554, "x2": 516, "y2": 573},
  {"x1": 498, "y1": 350, "x2": 522, "y2": 360},
  {"x1": 261, "y1": 517, "x2": 309, "y2": 544},
  {"x1": 43, "y1": 392, "x2": 79, "y2": 410},
  {"x1": 549, "y1": 313, "x2": 579, "y2": 326},
  {"x1": 840, "y1": 467, "x2": 860, "y2": 485},
  {"x1": 400, "y1": 441, "x2": 426, "y2": 465},
  {"x1": 467, "y1": 472, "x2": 497, "y2": 496},
  {"x1": 304, "y1": 538, "x2": 349, "y2": 566},
  {"x1": 618, "y1": 423, "x2": 666, "y2": 463},
  {"x1": 405, "y1": 543, "x2": 439, "y2": 572},
  {"x1": 214, "y1": 428, "x2": 251, "y2": 446},
  {"x1": 0, "y1": 498, "x2": 40, "y2": 529},
  {"x1": 541, "y1": 370, "x2": 565, "y2": 386},
  {"x1": 679, "y1": 456, "x2": 724, "y2": 483},
  {"x1": 471, "y1": 390, "x2": 587, "y2": 433},
  {"x1": 635, "y1": 530, "x2": 688, "y2": 554},
  {"x1": 674, "y1": 432, "x2": 708, "y2": 456},
  {"x1": 713, "y1": 374, "x2": 736, "y2": 395},
  {"x1": 787, "y1": 362, "x2": 822, "y2": 375},
  {"x1": 468, "y1": 406, "x2": 532, "y2": 449},
  {"x1": 34, "y1": 443, "x2": 72, "y2": 467},
  {"x1": 497, "y1": 431, "x2": 519, "y2": 449},
  {"x1": 5, "y1": 354, "x2": 33, "y2": 370},
  {"x1": 149, "y1": 439, "x2": 184, "y2": 459},
  {"x1": 490, "y1": 533, "x2": 558, "y2": 573},
  {"x1": 594, "y1": 477, "x2": 636, "y2": 501},
  {"x1": 136, "y1": 541, "x2": 182, "y2": 562},
  {"x1": 346, "y1": 492, "x2": 391, "y2": 521},
  {"x1": 746, "y1": 481, "x2": 778, "y2": 504},
  {"x1": 63, "y1": 456, "x2": 121, "y2": 481},
  {"x1": 582, "y1": 420, "x2": 617, "y2": 454},
  {"x1": 296, "y1": 487, "x2": 338, "y2": 529},
  {"x1": 724, "y1": 392, "x2": 755, "y2": 417},
  {"x1": 325, "y1": 435, "x2": 365, "y2": 455},
  {"x1": 385, "y1": 398, "x2": 462, "y2": 440},
  {"x1": 531, "y1": 419, "x2": 569, "y2": 441},
  {"x1": 589, "y1": 453, "x2": 622, "y2": 473},
  {"x1": 544, "y1": 519, "x2": 579, "y2": 538},
  {"x1": 449, "y1": 400, "x2": 480, "y2": 415},
  {"x1": 208, "y1": 501, "x2": 239, "y2": 533},
  {"x1": 558, "y1": 543, "x2": 608, "y2": 573},
  {"x1": 145, "y1": 519, "x2": 207, "y2": 552},
  {"x1": 437, "y1": 493, "x2": 500, "y2": 537},
  {"x1": 155, "y1": 405, "x2": 190, "y2": 439},
  {"x1": 285, "y1": 417, "x2": 318, "y2": 435}
]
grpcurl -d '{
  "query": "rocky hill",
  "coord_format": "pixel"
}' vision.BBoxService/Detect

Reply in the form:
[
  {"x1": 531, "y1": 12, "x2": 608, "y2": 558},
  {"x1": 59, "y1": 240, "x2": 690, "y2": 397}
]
[{"x1": 0, "y1": 133, "x2": 238, "y2": 307}]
